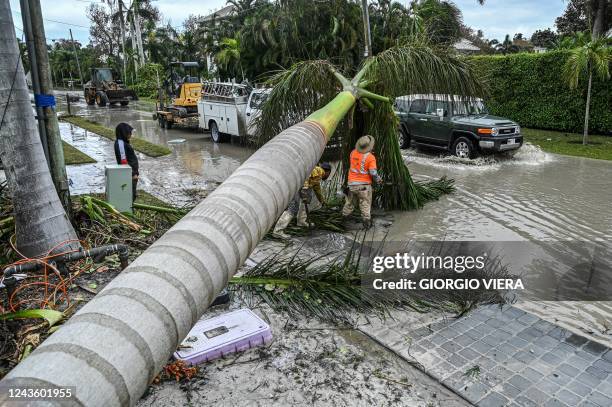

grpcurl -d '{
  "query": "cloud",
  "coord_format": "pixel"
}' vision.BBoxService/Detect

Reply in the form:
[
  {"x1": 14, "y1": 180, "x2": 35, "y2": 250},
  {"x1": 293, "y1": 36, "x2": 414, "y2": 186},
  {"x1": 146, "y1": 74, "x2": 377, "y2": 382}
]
[{"x1": 455, "y1": 0, "x2": 565, "y2": 40}]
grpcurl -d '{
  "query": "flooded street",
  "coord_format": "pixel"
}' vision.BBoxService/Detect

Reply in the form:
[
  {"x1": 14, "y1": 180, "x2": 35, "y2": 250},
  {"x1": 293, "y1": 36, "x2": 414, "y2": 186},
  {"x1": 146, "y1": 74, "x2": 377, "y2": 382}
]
[
  {"x1": 58, "y1": 95, "x2": 253, "y2": 204},
  {"x1": 58, "y1": 96, "x2": 612, "y2": 345},
  {"x1": 393, "y1": 145, "x2": 612, "y2": 345}
]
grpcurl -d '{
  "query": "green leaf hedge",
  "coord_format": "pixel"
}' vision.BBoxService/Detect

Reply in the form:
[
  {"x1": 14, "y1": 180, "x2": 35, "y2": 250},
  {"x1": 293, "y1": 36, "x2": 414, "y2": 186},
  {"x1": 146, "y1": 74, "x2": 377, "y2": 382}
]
[{"x1": 470, "y1": 51, "x2": 611, "y2": 135}]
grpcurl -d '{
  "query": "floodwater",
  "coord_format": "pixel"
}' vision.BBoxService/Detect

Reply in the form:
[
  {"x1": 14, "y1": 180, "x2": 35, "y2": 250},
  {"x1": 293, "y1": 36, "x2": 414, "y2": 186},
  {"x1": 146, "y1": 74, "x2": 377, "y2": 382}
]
[
  {"x1": 57, "y1": 94, "x2": 612, "y2": 345},
  {"x1": 57, "y1": 94, "x2": 253, "y2": 205},
  {"x1": 391, "y1": 145, "x2": 612, "y2": 345}
]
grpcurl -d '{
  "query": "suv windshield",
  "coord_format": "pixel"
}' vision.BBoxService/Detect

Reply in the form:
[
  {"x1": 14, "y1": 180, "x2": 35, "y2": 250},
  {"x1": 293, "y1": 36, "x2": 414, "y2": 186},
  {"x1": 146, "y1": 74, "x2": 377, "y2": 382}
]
[{"x1": 451, "y1": 100, "x2": 488, "y2": 115}]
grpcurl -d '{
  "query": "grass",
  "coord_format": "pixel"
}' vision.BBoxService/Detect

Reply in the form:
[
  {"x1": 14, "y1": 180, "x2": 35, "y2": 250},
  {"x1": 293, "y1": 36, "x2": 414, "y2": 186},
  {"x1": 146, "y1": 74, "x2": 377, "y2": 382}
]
[
  {"x1": 60, "y1": 115, "x2": 172, "y2": 157},
  {"x1": 62, "y1": 141, "x2": 96, "y2": 165},
  {"x1": 523, "y1": 128, "x2": 612, "y2": 161}
]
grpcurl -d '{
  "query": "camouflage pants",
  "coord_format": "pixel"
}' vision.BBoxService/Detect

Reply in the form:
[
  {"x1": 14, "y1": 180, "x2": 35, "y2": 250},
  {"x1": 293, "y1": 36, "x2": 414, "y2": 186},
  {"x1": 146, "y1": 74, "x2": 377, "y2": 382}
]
[{"x1": 341, "y1": 184, "x2": 372, "y2": 220}]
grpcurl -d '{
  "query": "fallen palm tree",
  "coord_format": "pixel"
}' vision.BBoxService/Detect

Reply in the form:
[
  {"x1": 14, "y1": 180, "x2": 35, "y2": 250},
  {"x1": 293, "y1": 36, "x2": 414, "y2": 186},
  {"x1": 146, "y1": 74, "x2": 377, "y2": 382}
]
[{"x1": 0, "y1": 41, "x2": 483, "y2": 405}]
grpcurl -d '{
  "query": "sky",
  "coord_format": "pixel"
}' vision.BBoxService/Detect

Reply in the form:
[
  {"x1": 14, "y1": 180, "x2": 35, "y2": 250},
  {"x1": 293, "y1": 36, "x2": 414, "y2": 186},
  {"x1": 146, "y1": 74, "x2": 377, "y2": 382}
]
[{"x1": 8, "y1": 0, "x2": 567, "y2": 45}]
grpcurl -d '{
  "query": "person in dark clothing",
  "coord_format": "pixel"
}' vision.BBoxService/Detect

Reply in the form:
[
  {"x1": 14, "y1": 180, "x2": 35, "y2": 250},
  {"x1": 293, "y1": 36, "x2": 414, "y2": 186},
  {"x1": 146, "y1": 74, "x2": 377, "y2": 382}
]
[{"x1": 113, "y1": 123, "x2": 139, "y2": 201}]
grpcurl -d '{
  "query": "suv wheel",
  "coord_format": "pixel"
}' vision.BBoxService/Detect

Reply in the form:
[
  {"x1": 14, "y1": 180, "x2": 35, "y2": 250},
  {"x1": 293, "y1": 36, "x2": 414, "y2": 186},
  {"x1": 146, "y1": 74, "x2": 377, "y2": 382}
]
[
  {"x1": 452, "y1": 137, "x2": 476, "y2": 159},
  {"x1": 398, "y1": 128, "x2": 411, "y2": 149}
]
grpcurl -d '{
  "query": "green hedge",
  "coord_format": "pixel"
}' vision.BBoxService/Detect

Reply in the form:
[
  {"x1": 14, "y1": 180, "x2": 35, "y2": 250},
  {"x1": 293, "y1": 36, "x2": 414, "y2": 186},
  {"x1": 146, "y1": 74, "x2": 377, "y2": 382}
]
[{"x1": 470, "y1": 51, "x2": 612, "y2": 135}]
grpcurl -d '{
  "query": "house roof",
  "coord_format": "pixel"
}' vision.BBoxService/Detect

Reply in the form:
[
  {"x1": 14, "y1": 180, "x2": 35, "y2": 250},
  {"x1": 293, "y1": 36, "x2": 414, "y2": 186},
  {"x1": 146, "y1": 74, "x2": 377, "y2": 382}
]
[
  {"x1": 202, "y1": 5, "x2": 236, "y2": 22},
  {"x1": 453, "y1": 38, "x2": 480, "y2": 52}
]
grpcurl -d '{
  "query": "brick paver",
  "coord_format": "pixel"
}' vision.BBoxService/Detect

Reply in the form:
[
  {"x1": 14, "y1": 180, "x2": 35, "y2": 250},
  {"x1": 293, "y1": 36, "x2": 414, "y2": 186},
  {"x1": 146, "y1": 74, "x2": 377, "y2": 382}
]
[{"x1": 359, "y1": 305, "x2": 612, "y2": 406}]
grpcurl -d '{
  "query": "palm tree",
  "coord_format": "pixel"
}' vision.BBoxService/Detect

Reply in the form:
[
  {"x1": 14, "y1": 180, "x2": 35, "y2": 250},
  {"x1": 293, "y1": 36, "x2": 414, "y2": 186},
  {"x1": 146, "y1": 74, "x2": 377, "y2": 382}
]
[
  {"x1": 215, "y1": 37, "x2": 244, "y2": 80},
  {"x1": 563, "y1": 38, "x2": 611, "y2": 145},
  {"x1": 496, "y1": 34, "x2": 518, "y2": 54},
  {"x1": 226, "y1": 0, "x2": 260, "y2": 13},
  {"x1": 0, "y1": 2, "x2": 79, "y2": 257},
  {"x1": 255, "y1": 39, "x2": 485, "y2": 210}
]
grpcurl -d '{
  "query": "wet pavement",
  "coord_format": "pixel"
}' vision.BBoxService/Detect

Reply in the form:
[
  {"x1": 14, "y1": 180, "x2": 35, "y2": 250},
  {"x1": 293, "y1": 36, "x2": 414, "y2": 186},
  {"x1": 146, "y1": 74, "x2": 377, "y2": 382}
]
[
  {"x1": 360, "y1": 305, "x2": 612, "y2": 407},
  {"x1": 57, "y1": 95, "x2": 253, "y2": 205}
]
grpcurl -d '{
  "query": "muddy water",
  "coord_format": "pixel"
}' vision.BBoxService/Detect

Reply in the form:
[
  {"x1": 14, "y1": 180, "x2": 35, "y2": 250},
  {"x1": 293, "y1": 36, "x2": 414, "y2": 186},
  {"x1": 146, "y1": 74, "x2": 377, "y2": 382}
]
[
  {"x1": 391, "y1": 145, "x2": 612, "y2": 345},
  {"x1": 57, "y1": 96, "x2": 254, "y2": 205}
]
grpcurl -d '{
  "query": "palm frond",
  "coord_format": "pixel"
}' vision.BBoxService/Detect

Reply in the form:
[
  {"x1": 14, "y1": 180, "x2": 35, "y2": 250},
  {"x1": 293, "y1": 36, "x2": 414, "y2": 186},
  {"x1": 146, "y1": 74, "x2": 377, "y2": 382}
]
[
  {"x1": 362, "y1": 40, "x2": 487, "y2": 99},
  {"x1": 229, "y1": 239, "x2": 510, "y2": 324},
  {"x1": 252, "y1": 60, "x2": 345, "y2": 146},
  {"x1": 564, "y1": 38, "x2": 611, "y2": 89}
]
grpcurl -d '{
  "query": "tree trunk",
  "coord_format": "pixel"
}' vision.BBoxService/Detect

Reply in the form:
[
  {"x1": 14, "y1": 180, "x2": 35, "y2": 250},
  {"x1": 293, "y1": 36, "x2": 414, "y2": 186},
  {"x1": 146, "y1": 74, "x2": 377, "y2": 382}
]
[
  {"x1": 118, "y1": 0, "x2": 127, "y2": 84},
  {"x1": 133, "y1": 1, "x2": 146, "y2": 66},
  {"x1": 0, "y1": 1, "x2": 79, "y2": 257},
  {"x1": 361, "y1": 0, "x2": 372, "y2": 57},
  {"x1": 591, "y1": 0, "x2": 608, "y2": 38},
  {"x1": 0, "y1": 90, "x2": 356, "y2": 405},
  {"x1": 130, "y1": 20, "x2": 139, "y2": 72},
  {"x1": 583, "y1": 71, "x2": 592, "y2": 145}
]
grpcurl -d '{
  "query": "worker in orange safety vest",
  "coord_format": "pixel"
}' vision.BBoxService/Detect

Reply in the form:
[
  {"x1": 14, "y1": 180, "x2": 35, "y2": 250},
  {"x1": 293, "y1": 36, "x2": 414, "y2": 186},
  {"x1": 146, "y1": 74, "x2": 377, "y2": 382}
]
[{"x1": 342, "y1": 135, "x2": 382, "y2": 229}]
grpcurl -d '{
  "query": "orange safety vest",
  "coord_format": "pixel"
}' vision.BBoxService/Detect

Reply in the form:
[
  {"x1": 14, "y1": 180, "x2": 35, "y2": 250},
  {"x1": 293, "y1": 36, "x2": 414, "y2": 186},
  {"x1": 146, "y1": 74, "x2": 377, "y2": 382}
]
[{"x1": 347, "y1": 149, "x2": 377, "y2": 184}]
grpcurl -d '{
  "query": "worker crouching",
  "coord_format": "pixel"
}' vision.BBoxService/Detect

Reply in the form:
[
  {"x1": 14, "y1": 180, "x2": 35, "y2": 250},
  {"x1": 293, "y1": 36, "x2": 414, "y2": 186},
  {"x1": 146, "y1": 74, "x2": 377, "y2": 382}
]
[
  {"x1": 342, "y1": 135, "x2": 382, "y2": 229},
  {"x1": 273, "y1": 163, "x2": 332, "y2": 239}
]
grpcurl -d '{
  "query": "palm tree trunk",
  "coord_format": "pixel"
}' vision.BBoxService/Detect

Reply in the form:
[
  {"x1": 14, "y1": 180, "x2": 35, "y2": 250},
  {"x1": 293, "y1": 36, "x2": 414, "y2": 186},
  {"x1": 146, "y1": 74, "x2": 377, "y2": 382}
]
[
  {"x1": 118, "y1": 0, "x2": 128, "y2": 84},
  {"x1": 583, "y1": 71, "x2": 592, "y2": 145},
  {"x1": 591, "y1": 0, "x2": 607, "y2": 39},
  {"x1": 133, "y1": 0, "x2": 146, "y2": 65},
  {"x1": 0, "y1": 1, "x2": 79, "y2": 257},
  {"x1": 0, "y1": 91, "x2": 356, "y2": 405}
]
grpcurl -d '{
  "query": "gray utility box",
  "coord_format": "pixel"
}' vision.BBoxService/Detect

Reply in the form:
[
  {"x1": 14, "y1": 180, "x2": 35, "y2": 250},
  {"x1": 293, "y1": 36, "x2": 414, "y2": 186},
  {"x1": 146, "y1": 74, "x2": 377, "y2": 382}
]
[{"x1": 105, "y1": 164, "x2": 133, "y2": 213}]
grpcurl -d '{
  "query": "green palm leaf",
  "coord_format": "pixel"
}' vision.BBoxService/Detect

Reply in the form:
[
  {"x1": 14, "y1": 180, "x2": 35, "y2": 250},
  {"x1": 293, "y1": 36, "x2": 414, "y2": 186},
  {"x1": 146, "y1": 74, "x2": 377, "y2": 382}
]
[{"x1": 230, "y1": 239, "x2": 509, "y2": 324}]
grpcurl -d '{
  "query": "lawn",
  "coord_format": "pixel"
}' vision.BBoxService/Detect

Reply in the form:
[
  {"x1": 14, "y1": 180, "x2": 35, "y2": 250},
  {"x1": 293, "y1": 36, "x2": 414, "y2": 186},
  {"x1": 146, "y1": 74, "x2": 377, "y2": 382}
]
[
  {"x1": 63, "y1": 141, "x2": 96, "y2": 165},
  {"x1": 60, "y1": 115, "x2": 172, "y2": 157},
  {"x1": 523, "y1": 128, "x2": 612, "y2": 161}
]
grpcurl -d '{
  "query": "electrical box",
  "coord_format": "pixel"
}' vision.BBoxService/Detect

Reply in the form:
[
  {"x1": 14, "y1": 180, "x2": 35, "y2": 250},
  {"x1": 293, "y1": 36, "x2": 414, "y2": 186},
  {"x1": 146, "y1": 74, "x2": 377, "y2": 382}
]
[{"x1": 105, "y1": 164, "x2": 133, "y2": 213}]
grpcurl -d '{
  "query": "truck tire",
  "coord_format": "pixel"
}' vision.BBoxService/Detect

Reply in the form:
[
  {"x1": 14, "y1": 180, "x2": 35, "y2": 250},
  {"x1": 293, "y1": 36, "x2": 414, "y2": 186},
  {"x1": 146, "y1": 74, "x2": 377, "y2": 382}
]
[
  {"x1": 398, "y1": 127, "x2": 411, "y2": 149},
  {"x1": 210, "y1": 121, "x2": 225, "y2": 143},
  {"x1": 120, "y1": 101, "x2": 129, "y2": 106},
  {"x1": 85, "y1": 92, "x2": 95, "y2": 105},
  {"x1": 158, "y1": 116, "x2": 167, "y2": 129},
  {"x1": 95, "y1": 91, "x2": 108, "y2": 107},
  {"x1": 452, "y1": 136, "x2": 476, "y2": 159}
]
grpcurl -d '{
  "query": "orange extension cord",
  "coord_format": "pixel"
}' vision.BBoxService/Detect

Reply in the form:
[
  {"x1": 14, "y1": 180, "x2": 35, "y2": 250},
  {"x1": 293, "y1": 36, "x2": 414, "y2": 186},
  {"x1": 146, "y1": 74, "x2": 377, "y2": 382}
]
[{"x1": 3, "y1": 237, "x2": 107, "y2": 312}]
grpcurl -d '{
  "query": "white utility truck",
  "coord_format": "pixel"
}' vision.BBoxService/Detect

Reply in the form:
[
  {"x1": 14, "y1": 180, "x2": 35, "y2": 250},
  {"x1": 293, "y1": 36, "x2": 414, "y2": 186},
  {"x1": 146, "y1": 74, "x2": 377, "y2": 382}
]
[{"x1": 197, "y1": 81, "x2": 269, "y2": 143}]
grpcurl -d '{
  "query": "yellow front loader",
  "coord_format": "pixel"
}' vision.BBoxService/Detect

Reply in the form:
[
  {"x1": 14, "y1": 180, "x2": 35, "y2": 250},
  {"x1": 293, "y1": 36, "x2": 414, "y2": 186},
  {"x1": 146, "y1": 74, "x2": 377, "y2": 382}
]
[{"x1": 156, "y1": 62, "x2": 201, "y2": 129}]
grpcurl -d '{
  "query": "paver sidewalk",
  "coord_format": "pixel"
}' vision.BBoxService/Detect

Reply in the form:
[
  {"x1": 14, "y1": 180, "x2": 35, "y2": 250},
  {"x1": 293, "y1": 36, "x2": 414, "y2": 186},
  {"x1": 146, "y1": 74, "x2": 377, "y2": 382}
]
[{"x1": 359, "y1": 305, "x2": 612, "y2": 407}]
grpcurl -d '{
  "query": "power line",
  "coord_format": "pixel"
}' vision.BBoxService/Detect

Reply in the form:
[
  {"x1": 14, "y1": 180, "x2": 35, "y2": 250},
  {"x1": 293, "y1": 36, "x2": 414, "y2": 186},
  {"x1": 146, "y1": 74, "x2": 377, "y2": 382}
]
[{"x1": 11, "y1": 10, "x2": 89, "y2": 29}]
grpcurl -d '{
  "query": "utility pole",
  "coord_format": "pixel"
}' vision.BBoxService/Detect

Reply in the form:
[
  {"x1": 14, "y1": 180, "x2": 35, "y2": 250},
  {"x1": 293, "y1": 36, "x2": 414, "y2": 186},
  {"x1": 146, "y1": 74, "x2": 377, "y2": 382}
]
[
  {"x1": 20, "y1": 0, "x2": 72, "y2": 213},
  {"x1": 361, "y1": 0, "x2": 372, "y2": 58},
  {"x1": 19, "y1": 0, "x2": 49, "y2": 162},
  {"x1": 69, "y1": 29, "x2": 83, "y2": 87}
]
